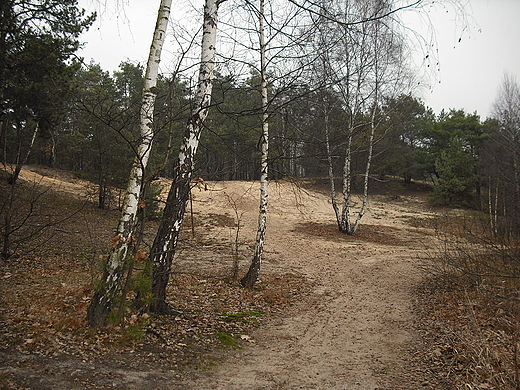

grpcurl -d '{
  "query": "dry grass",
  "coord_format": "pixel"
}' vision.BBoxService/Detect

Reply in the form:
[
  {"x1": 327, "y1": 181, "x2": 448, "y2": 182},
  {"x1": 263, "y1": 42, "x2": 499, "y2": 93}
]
[
  {"x1": 0, "y1": 168, "x2": 313, "y2": 389},
  {"x1": 418, "y1": 214, "x2": 520, "y2": 390}
]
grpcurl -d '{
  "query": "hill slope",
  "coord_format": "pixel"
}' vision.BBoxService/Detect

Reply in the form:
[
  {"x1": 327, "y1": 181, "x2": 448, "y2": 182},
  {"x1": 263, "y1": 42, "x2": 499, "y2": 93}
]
[{"x1": 1, "y1": 166, "x2": 443, "y2": 389}]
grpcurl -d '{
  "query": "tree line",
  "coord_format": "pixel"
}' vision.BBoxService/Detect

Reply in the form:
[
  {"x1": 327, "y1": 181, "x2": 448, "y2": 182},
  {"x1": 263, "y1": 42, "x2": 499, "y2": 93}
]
[
  {"x1": 1, "y1": 0, "x2": 519, "y2": 327},
  {"x1": 4, "y1": 59, "x2": 514, "y2": 213}
]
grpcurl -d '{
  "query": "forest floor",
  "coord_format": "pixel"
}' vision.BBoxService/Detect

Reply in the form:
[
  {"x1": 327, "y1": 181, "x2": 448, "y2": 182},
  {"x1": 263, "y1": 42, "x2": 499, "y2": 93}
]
[{"x1": 1, "y1": 166, "x2": 461, "y2": 389}]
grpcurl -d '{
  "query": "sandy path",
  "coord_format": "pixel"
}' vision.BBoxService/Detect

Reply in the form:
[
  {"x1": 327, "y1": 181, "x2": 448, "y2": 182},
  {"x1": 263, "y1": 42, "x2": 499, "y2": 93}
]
[
  {"x1": 6, "y1": 171, "x2": 434, "y2": 389},
  {"x1": 178, "y1": 182, "x2": 434, "y2": 389}
]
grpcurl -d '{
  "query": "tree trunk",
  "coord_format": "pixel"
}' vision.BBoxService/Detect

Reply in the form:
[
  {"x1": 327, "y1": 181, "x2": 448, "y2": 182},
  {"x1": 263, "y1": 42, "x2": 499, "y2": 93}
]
[
  {"x1": 8, "y1": 122, "x2": 38, "y2": 185},
  {"x1": 150, "y1": 0, "x2": 219, "y2": 313},
  {"x1": 87, "y1": 0, "x2": 172, "y2": 328},
  {"x1": 340, "y1": 130, "x2": 353, "y2": 233},
  {"x1": 324, "y1": 109, "x2": 341, "y2": 230},
  {"x1": 1, "y1": 186, "x2": 13, "y2": 260},
  {"x1": 351, "y1": 34, "x2": 380, "y2": 235},
  {"x1": 241, "y1": 0, "x2": 268, "y2": 289},
  {"x1": 337, "y1": 7, "x2": 383, "y2": 236},
  {"x1": 494, "y1": 176, "x2": 500, "y2": 236},
  {"x1": 351, "y1": 106, "x2": 376, "y2": 235}
]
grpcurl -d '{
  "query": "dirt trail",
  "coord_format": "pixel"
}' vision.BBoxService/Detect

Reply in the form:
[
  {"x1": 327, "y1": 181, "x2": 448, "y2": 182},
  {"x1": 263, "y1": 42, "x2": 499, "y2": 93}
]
[
  {"x1": 1, "y1": 171, "x2": 437, "y2": 389},
  {"x1": 176, "y1": 181, "x2": 435, "y2": 389}
]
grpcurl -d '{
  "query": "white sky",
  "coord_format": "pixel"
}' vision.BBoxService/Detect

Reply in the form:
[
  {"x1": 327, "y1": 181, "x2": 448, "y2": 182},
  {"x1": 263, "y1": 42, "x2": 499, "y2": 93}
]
[
  {"x1": 78, "y1": 0, "x2": 160, "y2": 69},
  {"x1": 77, "y1": 0, "x2": 520, "y2": 119},
  {"x1": 406, "y1": 0, "x2": 520, "y2": 119}
]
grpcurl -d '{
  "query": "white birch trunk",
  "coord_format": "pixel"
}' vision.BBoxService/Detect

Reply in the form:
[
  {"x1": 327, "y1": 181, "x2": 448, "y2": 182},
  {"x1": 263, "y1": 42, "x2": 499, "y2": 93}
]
[
  {"x1": 9, "y1": 122, "x2": 38, "y2": 185},
  {"x1": 87, "y1": 0, "x2": 172, "y2": 327},
  {"x1": 324, "y1": 110, "x2": 341, "y2": 229},
  {"x1": 150, "y1": 0, "x2": 219, "y2": 312},
  {"x1": 241, "y1": 0, "x2": 268, "y2": 288},
  {"x1": 339, "y1": 19, "x2": 364, "y2": 235},
  {"x1": 351, "y1": 106, "x2": 376, "y2": 235},
  {"x1": 351, "y1": 24, "x2": 380, "y2": 235},
  {"x1": 341, "y1": 133, "x2": 353, "y2": 233},
  {"x1": 338, "y1": 7, "x2": 385, "y2": 236}
]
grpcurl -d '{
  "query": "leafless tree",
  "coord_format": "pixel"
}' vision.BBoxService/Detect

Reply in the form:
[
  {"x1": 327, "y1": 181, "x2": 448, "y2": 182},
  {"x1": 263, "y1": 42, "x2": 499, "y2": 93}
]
[
  {"x1": 150, "y1": 0, "x2": 221, "y2": 314},
  {"x1": 308, "y1": 0, "x2": 414, "y2": 235},
  {"x1": 87, "y1": 0, "x2": 173, "y2": 328},
  {"x1": 240, "y1": 0, "x2": 269, "y2": 288},
  {"x1": 487, "y1": 73, "x2": 520, "y2": 236}
]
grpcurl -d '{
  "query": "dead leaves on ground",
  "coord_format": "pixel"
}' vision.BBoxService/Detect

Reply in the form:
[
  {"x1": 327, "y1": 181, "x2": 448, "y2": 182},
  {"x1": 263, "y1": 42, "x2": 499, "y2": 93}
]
[
  {"x1": 413, "y1": 280, "x2": 520, "y2": 390},
  {"x1": 294, "y1": 221, "x2": 407, "y2": 246},
  {"x1": 1, "y1": 255, "x2": 310, "y2": 376}
]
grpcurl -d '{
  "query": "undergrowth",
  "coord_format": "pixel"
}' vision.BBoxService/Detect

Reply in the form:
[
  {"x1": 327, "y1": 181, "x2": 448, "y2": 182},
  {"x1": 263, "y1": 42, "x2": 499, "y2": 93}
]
[{"x1": 421, "y1": 213, "x2": 520, "y2": 389}]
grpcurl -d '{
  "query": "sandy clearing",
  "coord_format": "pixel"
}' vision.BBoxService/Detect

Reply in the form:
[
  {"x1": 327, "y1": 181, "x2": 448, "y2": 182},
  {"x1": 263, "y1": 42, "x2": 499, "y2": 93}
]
[
  {"x1": 8, "y1": 169, "x2": 437, "y2": 389},
  {"x1": 173, "y1": 180, "x2": 436, "y2": 389}
]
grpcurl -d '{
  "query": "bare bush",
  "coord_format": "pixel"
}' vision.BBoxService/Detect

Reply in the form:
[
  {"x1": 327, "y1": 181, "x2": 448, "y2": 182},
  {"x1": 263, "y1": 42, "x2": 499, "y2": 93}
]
[
  {"x1": 422, "y1": 214, "x2": 520, "y2": 389},
  {"x1": 0, "y1": 167, "x2": 91, "y2": 261}
]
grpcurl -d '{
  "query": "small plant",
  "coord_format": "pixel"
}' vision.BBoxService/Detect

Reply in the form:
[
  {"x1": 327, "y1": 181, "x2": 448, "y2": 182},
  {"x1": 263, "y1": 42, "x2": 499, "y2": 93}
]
[
  {"x1": 125, "y1": 315, "x2": 151, "y2": 341},
  {"x1": 224, "y1": 191, "x2": 247, "y2": 281},
  {"x1": 225, "y1": 310, "x2": 263, "y2": 325},
  {"x1": 131, "y1": 259, "x2": 154, "y2": 313},
  {"x1": 216, "y1": 332, "x2": 238, "y2": 347}
]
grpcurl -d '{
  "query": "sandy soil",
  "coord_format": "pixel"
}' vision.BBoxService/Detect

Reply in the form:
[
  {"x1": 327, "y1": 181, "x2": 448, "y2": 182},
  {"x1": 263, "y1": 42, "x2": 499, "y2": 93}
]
[
  {"x1": 1, "y1": 168, "x2": 441, "y2": 389},
  {"x1": 174, "y1": 180, "x2": 437, "y2": 389}
]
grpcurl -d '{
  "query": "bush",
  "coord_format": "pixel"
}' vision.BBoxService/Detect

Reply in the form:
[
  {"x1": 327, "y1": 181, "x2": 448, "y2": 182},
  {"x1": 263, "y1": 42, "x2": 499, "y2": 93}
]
[{"x1": 422, "y1": 215, "x2": 520, "y2": 389}]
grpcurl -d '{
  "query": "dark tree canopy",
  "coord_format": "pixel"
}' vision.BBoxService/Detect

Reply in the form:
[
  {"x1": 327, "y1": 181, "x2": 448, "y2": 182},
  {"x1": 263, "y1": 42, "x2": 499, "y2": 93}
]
[{"x1": 0, "y1": 0, "x2": 95, "y2": 172}]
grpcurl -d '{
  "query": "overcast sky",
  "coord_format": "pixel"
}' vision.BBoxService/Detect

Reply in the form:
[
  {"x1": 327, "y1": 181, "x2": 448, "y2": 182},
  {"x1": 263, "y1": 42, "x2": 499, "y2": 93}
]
[
  {"x1": 407, "y1": 0, "x2": 520, "y2": 119},
  {"x1": 77, "y1": 0, "x2": 520, "y2": 120}
]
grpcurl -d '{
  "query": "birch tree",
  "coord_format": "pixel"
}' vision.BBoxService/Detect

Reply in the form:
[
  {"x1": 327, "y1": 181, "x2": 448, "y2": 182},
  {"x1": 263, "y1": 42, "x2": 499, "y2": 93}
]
[
  {"x1": 487, "y1": 74, "x2": 520, "y2": 235},
  {"x1": 150, "y1": 0, "x2": 220, "y2": 313},
  {"x1": 346, "y1": 2, "x2": 412, "y2": 235},
  {"x1": 240, "y1": 0, "x2": 268, "y2": 288},
  {"x1": 87, "y1": 0, "x2": 172, "y2": 328},
  {"x1": 318, "y1": 0, "x2": 374, "y2": 234},
  {"x1": 313, "y1": 0, "x2": 412, "y2": 235}
]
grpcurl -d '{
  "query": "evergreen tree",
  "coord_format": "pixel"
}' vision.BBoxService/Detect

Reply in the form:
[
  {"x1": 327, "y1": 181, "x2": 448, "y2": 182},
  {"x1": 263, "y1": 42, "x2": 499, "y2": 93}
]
[
  {"x1": 0, "y1": 0, "x2": 94, "y2": 181},
  {"x1": 425, "y1": 110, "x2": 485, "y2": 207}
]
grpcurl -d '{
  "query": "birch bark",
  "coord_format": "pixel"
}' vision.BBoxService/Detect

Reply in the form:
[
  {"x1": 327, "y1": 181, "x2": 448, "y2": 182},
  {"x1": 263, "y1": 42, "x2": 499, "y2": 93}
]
[
  {"x1": 350, "y1": 20, "x2": 381, "y2": 236},
  {"x1": 150, "y1": 0, "x2": 219, "y2": 313},
  {"x1": 351, "y1": 102, "x2": 376, "y2": 235},
  {"x1": 87, "y1": 0, "x2": 172, "y2": 328},
  {"x1": 330, "y1": 2, "x2": 391, "y2": 235},
  {"x1": 241, "y1": 0, "x2": 268, "y2": 288},
  {"x1": 324, "y1": 109, "x2": 341, "y2": 228},
  {"x1": 9, "y1": 121, "x2": 38, "y2": 185},
  {"x1": 337, "y1": 15, "x2": 365, "y2": 235}
]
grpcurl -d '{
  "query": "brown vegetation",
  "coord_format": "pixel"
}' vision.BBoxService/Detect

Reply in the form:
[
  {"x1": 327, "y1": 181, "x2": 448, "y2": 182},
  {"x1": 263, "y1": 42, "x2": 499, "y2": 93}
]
[
  {"x1": 416, "y1": 215, "x2": 520, "y2": 389},
  {"x1": 1, "y1": 166, "x2": 518, "y2": 389}
]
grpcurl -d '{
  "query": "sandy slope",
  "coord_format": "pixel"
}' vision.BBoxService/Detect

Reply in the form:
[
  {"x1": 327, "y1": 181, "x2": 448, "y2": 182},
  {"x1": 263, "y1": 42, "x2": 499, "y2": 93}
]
[
  {"x1": 5, "y1": 168, "x2": 438, "y2": 389},
  {"x1": 175, "y1": 180, "x2": 436, "y2": 389}
]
